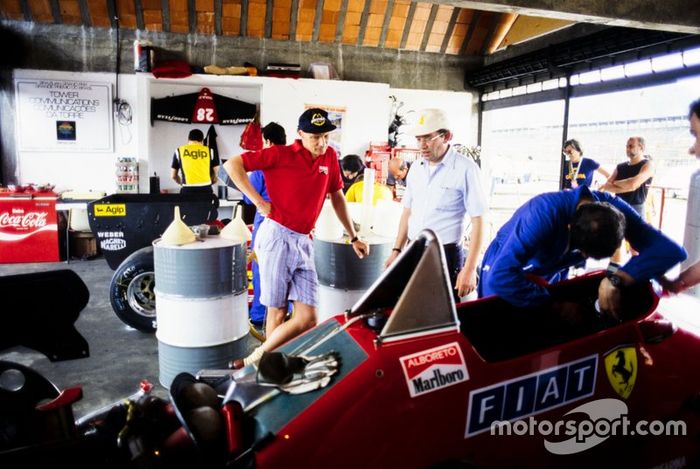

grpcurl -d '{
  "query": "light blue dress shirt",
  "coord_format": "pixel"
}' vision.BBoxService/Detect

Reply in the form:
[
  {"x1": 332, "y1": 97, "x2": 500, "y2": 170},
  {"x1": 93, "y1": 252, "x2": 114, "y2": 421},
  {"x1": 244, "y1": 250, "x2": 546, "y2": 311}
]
[{"x1": 402, "y1": 146, "x2": 488, "y2": 244}]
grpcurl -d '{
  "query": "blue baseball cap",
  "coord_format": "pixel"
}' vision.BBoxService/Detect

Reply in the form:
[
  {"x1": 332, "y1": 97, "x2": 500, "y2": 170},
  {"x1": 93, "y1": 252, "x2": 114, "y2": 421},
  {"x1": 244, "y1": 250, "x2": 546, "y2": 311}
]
[{"x1": 298, "y1": 108, "x2": 337, "y2": 134}]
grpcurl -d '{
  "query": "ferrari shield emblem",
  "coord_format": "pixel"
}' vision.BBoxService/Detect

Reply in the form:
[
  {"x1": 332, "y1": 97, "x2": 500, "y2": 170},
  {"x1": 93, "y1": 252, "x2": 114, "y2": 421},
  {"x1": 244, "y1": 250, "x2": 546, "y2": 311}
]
[{"x1": 604, "y1": 346, "x2": 637, "y2": 399}]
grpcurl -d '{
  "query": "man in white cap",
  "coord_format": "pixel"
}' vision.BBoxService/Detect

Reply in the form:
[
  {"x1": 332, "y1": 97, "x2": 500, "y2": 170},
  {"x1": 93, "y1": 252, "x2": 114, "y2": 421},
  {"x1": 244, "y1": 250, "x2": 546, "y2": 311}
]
[{"x1": 384, "y1": 108, "x2": 488, "y2": 301}]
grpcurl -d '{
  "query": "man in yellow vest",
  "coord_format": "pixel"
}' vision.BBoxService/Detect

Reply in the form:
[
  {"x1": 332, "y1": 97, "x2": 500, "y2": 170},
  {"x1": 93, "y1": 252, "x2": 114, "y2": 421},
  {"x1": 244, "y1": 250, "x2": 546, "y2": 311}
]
[{"x1": 170, "y1": 129, "x2": 219, "y2": 194}]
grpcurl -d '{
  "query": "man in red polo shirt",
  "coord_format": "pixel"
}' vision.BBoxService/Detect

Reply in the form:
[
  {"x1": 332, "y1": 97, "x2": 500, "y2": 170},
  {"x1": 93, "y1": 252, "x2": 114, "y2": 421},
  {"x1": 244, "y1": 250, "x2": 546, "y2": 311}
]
[{"x1": 224, "y1": 108, "x2": 369, "y2": 368}]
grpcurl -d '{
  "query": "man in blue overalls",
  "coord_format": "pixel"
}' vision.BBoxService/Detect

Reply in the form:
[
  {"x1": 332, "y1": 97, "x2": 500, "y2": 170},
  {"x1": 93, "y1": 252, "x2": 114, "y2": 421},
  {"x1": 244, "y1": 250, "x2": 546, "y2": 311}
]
[{"x1": 478, "y1": 185, "x2": 686, "y2": 320}]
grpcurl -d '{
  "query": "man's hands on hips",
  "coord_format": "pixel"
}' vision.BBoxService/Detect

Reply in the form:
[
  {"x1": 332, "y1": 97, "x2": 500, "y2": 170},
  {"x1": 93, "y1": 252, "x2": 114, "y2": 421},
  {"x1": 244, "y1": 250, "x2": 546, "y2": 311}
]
[{"x1": 256, "y1": 200, "x2": 272, "y2": 217}]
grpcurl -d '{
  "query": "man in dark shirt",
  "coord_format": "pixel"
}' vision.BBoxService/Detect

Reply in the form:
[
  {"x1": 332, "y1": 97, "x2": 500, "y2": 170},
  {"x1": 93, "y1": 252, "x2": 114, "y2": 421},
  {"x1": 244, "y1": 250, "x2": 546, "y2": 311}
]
[
  {"x1": 171, "y1": 129, "x2": 219, "y2": 193},
  {"x1": 600, "y1": 136, "x2": 655, "y2": 216},
  {"x1": 600, "y1": 136, "x2": 656, "y2": 263}
]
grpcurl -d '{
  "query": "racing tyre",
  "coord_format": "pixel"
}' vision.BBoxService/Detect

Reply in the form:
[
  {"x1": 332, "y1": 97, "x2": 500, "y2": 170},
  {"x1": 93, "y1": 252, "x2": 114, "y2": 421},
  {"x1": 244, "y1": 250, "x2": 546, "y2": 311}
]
[{"x1": 109, "y1": 247, "x2": 156, "y2": 333}]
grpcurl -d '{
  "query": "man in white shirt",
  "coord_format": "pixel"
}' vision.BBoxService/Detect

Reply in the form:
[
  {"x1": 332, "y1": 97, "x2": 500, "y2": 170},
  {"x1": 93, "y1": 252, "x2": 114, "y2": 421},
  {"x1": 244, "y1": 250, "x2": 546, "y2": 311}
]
[{"x1": 384, "y1": 108, "x2": 488, "y2": 301}]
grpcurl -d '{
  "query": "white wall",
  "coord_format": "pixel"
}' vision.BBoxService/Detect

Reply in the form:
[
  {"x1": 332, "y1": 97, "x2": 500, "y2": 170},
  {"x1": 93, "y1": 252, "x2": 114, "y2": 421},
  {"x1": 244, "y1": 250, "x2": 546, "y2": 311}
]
[
  {"x1": 389, "y1": 88, "x2": 475, "y2": 148},
  {"x1": 136, "y1": 75, "x2": 263, "y2": 192},
  {"x1": 136, "y1": 74, "x2": 391, "y2": 192},
  {"x1": 13, "y1": 69, "x2": 139, "y2": 193},
  {"x1": 257, "y1": 77, "x2": 391, "y2": 157},
  {"x1": 11, "y1": 70, "x2": 476, "y2": 195}
]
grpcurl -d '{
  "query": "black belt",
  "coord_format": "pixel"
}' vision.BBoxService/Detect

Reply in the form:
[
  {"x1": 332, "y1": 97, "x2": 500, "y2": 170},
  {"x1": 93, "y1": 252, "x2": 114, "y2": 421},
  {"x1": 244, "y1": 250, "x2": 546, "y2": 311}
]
[{"x1": 407, "y1": 239, "x2": 458, "y2": 248}]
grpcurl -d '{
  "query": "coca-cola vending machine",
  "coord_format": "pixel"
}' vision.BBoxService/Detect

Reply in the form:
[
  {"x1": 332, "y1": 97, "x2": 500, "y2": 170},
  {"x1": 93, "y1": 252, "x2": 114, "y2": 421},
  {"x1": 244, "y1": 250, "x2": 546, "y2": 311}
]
[{"x1": 0, "y1": 191, "x2": 59, "y2": 263}]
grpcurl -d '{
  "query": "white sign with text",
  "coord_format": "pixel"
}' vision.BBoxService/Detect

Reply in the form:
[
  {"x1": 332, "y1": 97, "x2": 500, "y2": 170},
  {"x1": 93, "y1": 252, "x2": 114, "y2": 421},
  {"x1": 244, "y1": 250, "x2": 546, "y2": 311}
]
[{"x1": 15, "y1": 79, "x2": 113, "y2": 152}]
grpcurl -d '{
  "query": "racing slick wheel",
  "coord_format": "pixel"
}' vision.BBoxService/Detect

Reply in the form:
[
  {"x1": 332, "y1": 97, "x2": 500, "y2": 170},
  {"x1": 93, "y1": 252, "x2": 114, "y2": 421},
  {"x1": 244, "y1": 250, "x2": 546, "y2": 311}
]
[{"x1": 110, "y1": 247, "x2": 156, "y2": 333}]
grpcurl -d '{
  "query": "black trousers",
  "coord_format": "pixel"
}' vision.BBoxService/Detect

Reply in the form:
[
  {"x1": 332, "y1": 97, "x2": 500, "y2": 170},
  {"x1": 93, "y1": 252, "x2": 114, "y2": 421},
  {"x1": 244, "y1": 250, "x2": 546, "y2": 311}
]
[
  {"x1": 180, "y1": 185, "x2": 219, "y2": 219},
  {"x1": 180, "y1": 185, "x2": 214, "y2": 195},
  {"x1": 443, "y1": 243, "x2": 465, "y2": 302}
]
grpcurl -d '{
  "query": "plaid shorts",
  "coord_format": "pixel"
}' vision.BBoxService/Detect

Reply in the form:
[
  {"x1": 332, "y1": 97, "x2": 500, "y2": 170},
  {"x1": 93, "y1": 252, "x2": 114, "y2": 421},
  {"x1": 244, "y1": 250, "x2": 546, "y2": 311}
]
[{"x1": 254, "y1": 218, "x2": 318, "y2": 308}]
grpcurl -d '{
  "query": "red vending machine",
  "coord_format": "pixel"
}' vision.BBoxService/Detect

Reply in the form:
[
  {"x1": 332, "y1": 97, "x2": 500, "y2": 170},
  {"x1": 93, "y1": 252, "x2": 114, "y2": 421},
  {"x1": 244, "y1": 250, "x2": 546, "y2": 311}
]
[{"x1": 0, "y1": 190, "x2": 60, "y2": 263}]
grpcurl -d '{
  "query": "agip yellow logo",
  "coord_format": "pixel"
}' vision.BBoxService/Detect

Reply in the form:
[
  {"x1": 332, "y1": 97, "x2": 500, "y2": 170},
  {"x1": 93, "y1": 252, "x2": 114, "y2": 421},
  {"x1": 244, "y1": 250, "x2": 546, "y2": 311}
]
[
  {"x1": 94, "y1": 204, "x2": 126, "y2": 217},
  {"x1": 182, "y1": 148, "x2": 209, "y2": 159},
  {"x1": 604, "y1": 346, "x2": 637, "y2": 399}
]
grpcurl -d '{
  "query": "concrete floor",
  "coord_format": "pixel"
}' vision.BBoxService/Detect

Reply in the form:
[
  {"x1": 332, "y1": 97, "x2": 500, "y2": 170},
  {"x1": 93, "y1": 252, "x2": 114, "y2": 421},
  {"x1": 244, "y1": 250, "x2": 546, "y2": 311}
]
[{"x1": 0, "y1": 257, "x2": 257, "y2": 419}]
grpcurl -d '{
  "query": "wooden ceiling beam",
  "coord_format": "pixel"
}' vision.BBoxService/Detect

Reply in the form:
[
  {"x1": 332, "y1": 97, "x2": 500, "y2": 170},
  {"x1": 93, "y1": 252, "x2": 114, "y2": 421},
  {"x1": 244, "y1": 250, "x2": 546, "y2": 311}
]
[
  {"x1": 335, "y1": 0, "x2": 348, "y2": 42},
  {"x1": 484, "y1": 11, "x2": 517, "y2": 53},
  {"x1": 49, "y1": 0, "x2": 61, "y2": 23},
  {"x1": 2, "y1": 0, "x2": 582, "y2": 56},
  {"x1": 214, "y1": 0, "x2": 222, "y2": 34},
  {"x1": 478, "y1": 10, "x2": 498, "y2": 55},
  {"x1": 19, "y1": 0, "x2": 32, "y2": 21},
  {"x1": 435, "y1": 0, "x2": 699, "y2": 34},
  {"x1": 499, "y1": 16, "x2": 571, "y2": 49},
  {"x1": 377, "y1": 0, "x2": 394, "y2": 47},
  {"x1": 439, "y1": 6, "x2": 459, "y2": 53},
  {"x1": 134, "y1": 0, "x2": 145, "y2": 29},
  {"x1": 78, "y1": 0, "x2": 92, "y2": 26},
  {"x1": 458, "y1": 9, "x2": 478, "y2": 54},
  {"x1": 399, "y1": 1, "x2": 416, "y2": 49},
  {"x1": 240, "y1": 0, "x2": 248, "y2": 35},
  {"x1": 264, "y1": 0, "x2": 272, "y2": 37},
  {"x1": 419, "y1": 2, "x2": 438, "y2": 51},
  {"x1": 289, "y1": 0, "x2": 299, "y2": 38},
  {"x1": 357, "y1": 0, "x2": 371, "y2": 46},
  {"x1": 188, "y1": 0, "x2": 196, "y2": 32},
  {"x1": 312, "y1": 0, "x2": 324, "y2": 42},
  {"x1": 107, "y1": 0, "x2": 118, "y2": 28},
  {"x1": 161, "y1": 0, "x2": 170, "y2": 31}
]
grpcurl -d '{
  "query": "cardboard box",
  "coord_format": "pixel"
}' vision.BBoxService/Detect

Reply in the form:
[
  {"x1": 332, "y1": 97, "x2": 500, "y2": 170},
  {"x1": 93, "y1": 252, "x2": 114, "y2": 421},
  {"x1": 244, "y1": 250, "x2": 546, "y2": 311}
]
[{"x1": 69, "y1": 230, "x2": 100, "y2": 259}]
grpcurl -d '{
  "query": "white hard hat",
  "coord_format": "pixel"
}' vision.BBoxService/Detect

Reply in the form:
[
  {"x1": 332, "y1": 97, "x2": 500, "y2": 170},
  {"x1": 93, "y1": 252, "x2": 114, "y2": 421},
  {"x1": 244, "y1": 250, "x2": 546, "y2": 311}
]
[{"x1": 404, "y1": 108, "x2": 451, "y2": 136}]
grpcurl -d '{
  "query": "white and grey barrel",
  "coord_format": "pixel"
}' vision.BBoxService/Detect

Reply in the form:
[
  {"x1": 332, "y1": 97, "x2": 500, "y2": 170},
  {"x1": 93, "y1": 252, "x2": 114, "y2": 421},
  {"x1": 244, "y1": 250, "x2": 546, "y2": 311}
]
[
  {"x1": 154, "y1": 236, "x2": 248, "y2": 388},
  {"x1": 314, "y1": 235, "x2": 393, "y2": 322}
]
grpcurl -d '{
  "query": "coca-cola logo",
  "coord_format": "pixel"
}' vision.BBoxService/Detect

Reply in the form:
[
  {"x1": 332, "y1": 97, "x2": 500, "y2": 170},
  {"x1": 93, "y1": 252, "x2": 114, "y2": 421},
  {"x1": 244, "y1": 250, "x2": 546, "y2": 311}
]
[{"x1": 0, "y1": 211, "x2": 48, "y2": 230}]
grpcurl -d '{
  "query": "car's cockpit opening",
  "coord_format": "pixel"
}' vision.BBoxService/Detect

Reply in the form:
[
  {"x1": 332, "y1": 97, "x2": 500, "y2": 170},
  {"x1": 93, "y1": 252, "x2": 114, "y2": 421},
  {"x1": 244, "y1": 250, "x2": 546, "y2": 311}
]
[
  {"x1": 347, "y1": 230, "x2": 459, "y2": 340},
  {"x1": 458, "y1": 273, "x2": 658, "y2": 362}
]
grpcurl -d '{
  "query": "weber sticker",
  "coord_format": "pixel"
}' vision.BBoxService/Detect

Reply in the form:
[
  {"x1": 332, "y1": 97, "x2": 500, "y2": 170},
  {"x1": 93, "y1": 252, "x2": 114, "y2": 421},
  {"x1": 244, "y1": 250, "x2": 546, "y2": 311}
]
[
  {"x1": 97, "y1": 231, "x2": 126, "y2": 251},
  {"x1": 94, "y1": 204, "x2": 126, "y2": 216},
  {"x1": 400, "y1": 342, "x2": 469, "y2": 398}
]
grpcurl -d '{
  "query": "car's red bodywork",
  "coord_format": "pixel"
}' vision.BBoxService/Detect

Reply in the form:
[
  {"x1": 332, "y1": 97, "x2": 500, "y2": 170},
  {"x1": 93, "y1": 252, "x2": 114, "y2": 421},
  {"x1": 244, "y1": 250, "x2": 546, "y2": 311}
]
[{"x1": 232, "y1": 231, "x2": 700, "y2": 468}]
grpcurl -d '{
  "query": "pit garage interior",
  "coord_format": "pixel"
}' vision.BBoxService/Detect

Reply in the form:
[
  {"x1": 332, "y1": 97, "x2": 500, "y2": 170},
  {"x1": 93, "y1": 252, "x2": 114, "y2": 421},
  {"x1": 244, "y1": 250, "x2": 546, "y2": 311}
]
[{"x1": 1, "y1": 0, "x2": 700, "y2": 466}]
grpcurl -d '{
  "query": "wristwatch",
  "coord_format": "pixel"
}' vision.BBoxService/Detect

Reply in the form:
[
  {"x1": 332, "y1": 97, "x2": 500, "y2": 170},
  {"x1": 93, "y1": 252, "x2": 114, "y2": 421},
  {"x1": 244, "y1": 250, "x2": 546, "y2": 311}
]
[
  {"x1": 606, "y1": 272, "x2": 623, "y2": 288},
  {"x1": 606, "y1": 262, "x2": 621, "y2": 274}
]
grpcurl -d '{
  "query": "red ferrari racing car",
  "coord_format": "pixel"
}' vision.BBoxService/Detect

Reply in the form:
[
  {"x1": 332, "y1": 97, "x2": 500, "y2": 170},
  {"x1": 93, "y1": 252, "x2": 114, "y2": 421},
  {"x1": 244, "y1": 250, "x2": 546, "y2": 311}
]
[
  {"x1": 3, "y1": 230, "x2": 700, "y2": 468},
  {"x1": 191, "y1": 229, "x2": 700, "y2": 468}
]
